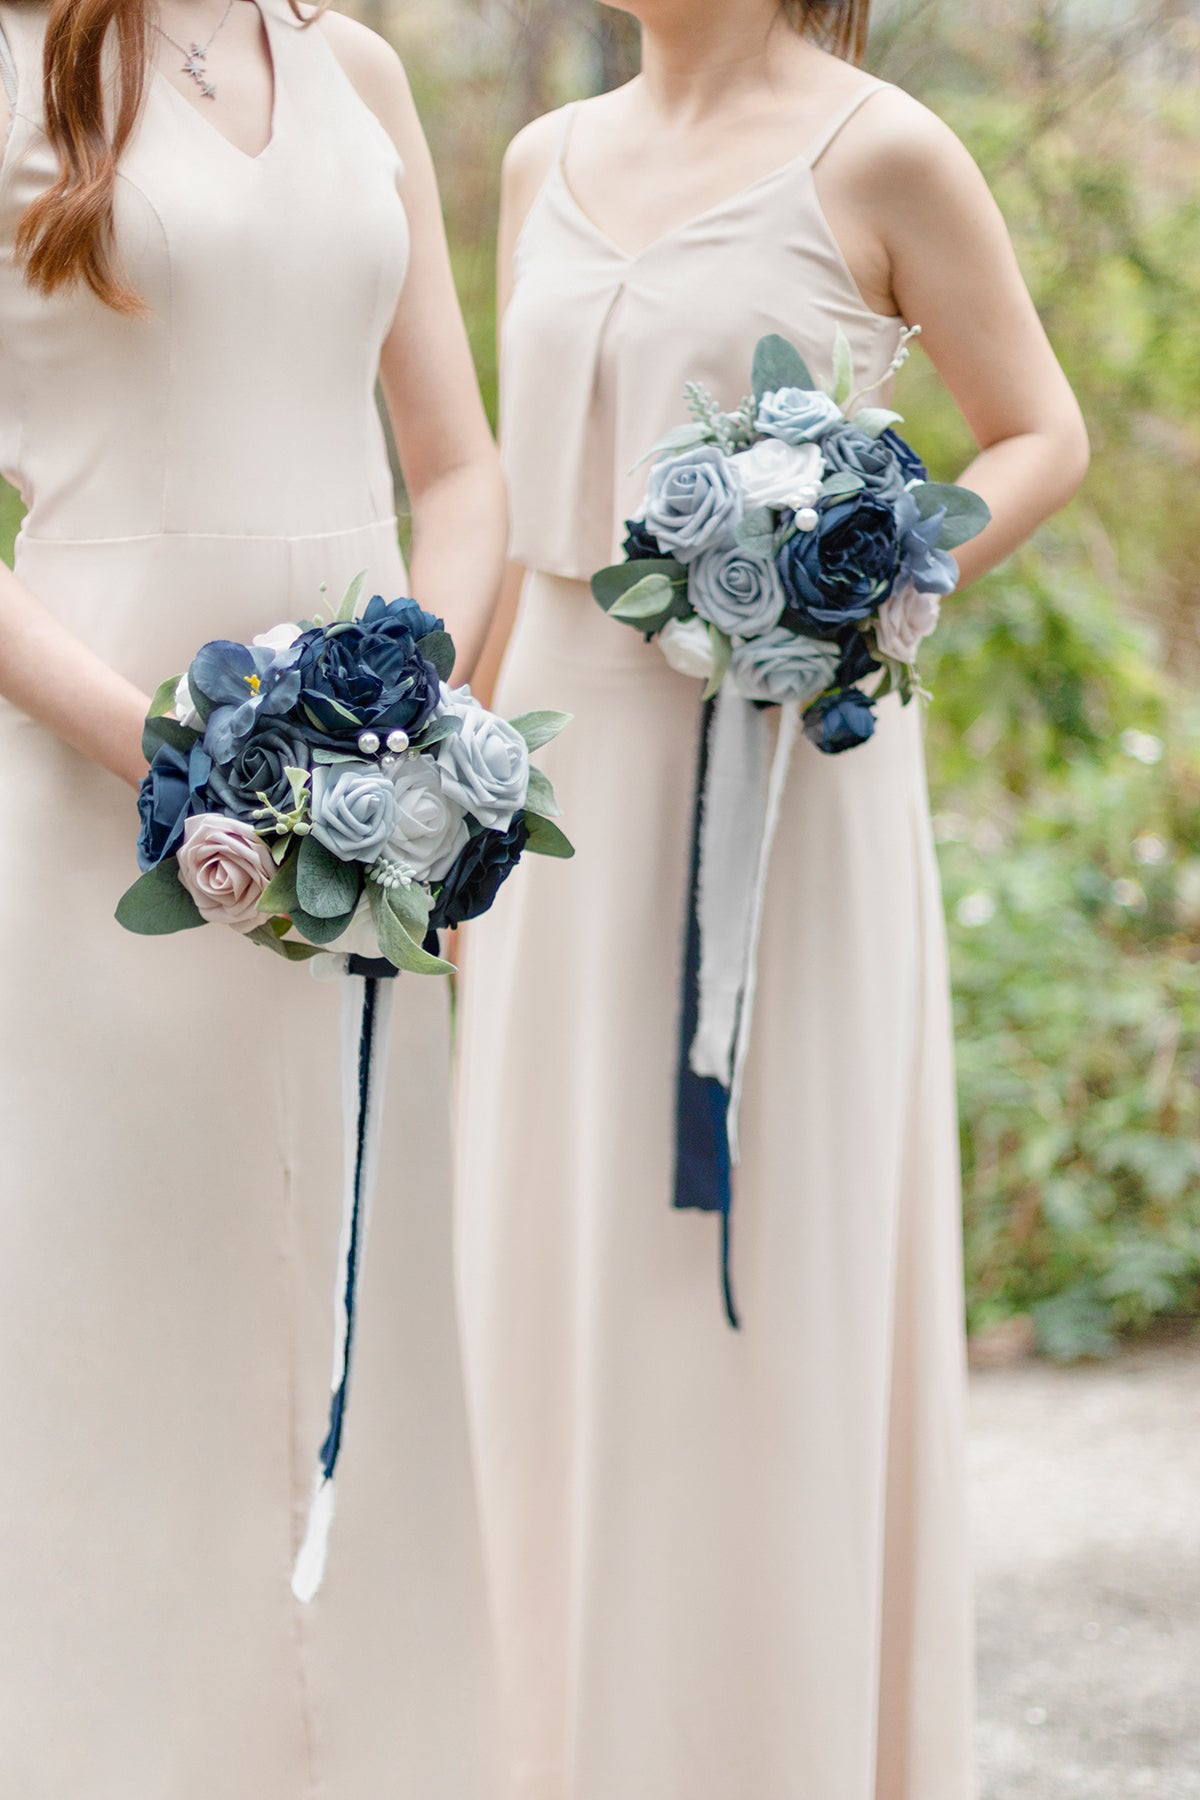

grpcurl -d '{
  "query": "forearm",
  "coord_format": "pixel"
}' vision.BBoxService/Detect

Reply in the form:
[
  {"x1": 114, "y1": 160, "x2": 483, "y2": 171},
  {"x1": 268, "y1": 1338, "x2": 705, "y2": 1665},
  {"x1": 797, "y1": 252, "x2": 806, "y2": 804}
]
[
  {"x1": 948, "y1": 421, "x2": 1090, "y2": 591},
  {"x1": 0, "y1": 563, "x2": 149, "y2": 787},
  {"x1": 407, "y1": 457, "x2": 508, "y2": 683}
]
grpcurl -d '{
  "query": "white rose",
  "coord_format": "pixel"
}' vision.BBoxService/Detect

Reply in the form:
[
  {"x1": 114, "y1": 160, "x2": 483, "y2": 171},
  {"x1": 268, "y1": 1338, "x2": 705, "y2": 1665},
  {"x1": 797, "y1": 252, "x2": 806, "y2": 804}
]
[
  {"x1": 730, "y1": 438, "x2": 824, "y2": 512},
  {"x1": 659, "y1": 616, "x2": 718, "y2": 682},
  {"x1": 873, "y1": 581, "x2": 941, "y2": 665},
  {"x1": 385, "y1": 758, "x2": 470, "y2": 882},
  {"x1": 252, "y1": 622, "x2": 302, "y2": 652},
  {"x1": 174, "y1": 674, "x2": 202, "y2": 730}
]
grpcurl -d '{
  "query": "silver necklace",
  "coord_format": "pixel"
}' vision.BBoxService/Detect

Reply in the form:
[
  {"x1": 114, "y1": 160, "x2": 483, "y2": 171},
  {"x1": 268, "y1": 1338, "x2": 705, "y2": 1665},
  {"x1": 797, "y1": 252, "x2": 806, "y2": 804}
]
[{"x1": 156, "y1": 0, "x2": 236, "y2": 101}]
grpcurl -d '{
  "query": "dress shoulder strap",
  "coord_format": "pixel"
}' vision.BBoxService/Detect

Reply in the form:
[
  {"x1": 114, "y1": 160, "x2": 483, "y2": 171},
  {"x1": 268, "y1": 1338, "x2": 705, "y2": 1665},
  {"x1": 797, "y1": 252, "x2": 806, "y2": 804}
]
[
  {"x1": 804, "y1": 77, "x2": 889, "y2": 168},
  {"x1": 556, "y1": 100, "x2": 582, "y2": 168}
]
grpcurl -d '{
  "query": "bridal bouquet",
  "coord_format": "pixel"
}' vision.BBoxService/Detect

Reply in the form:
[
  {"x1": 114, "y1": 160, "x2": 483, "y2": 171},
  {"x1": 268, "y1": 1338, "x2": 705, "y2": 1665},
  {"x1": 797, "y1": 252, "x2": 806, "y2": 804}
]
[
  {"x1": 116, "y1": 576, "x2": 571, "y2": 1602},
  {"x1": 591, "y1": 328, "x2": 990, "y2": 753},
  {"x1": 117, "y1": 575, "x2": 572, "y2": 965}
]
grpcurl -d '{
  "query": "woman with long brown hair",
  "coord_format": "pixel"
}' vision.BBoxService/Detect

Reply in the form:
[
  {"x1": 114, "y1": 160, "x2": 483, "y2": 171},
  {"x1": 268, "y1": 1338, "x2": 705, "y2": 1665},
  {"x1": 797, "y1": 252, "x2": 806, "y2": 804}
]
[
  {"x1": 454, "y1": 1, "x2": 1088, "y2": 1794},
  {"x1": 0, "y1": 0, "x2": 505, "y2": 1790}
]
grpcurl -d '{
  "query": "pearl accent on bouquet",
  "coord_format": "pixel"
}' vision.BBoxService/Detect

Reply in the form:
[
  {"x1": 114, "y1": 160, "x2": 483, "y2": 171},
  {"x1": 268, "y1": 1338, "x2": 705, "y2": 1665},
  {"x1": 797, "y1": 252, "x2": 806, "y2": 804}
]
[
  {"x1": 386, "y1": 729, "x2": 409, "y2": 753},
  {"x1": 794, "y1": 508, "x2": 819, "y2": 532},
  {"x1": 357, "y1": 730, "x2": 381, "y2": 755}
]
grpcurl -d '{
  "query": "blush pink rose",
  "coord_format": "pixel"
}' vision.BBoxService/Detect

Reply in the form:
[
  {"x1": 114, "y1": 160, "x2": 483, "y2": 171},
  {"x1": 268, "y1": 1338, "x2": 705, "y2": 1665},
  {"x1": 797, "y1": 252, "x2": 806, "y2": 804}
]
[
  {"x1": 177, "y1": 815, "x2": 277, "y2": 933},
  {"x1": 874, "y1": 581, "x2": 941, "y2": 665}
]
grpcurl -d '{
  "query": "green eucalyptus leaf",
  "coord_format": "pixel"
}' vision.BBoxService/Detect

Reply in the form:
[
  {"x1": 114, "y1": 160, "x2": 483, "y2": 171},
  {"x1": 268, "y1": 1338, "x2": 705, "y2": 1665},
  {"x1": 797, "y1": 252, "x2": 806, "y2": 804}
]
[
  {"x1": 335, "y1": 571, "x2": 367, "y2": 623},
  {"x1": 591, "y1": 558, "x2": 687, "y2": 615},
  {"x1": 734, "y1": 507, "x2": 778, "y2": 560},
  {"x1": 525, "y1": 765, "x2": 561, "y2": 818},
  {"x1": 148, "y1": 675, "x2": 183, "y2": 720},
  {"x1": 141, "y1": 713, "x2": 201, "y2": 762},
  {"x1": 296, "y1": 834, "x2": 362, "y2": 920},
  {"x1": 910, "y1": 481, "x2": 993, "y2": 550},
  {"x1": 702, "y1": 627, "x2": 732, "y2": 702},
  {"x1": 523, "y1": 812, "x2": 576, "y2": 860},
  {"x1": 610, "y1": 573, "x2": 680, "y2": 626},
  {"x1": 832, "y1": 328, "x2": 856, "y2": 406},
  {"x1": 417, "y1": 629, "x2": 456, "y2": 682},
  {"x1": 752, "y1": 334, "x2": 816, "y2": 401},
  {"x1": 246, "y1": 923, "x2": 324, "y2": 961},
  {"x1": 852, "y1": 407, "x2": 904, "y2": 439},
  {"x1": 820, "y1": 472, "x2": 866, "y2": 501},
  {"x1": 411, "y1": 712, "x2": 463, "y2": 751},
  {"x1": 629, "y1": 421, "x2": 716, "y2": 473},
  {"x1": 258, "y1": 850, "x2": 301, "y2": 916},
  {"x1": 289, "y1": 902, "x2": 358, "y2": 946},
  {"x1": 508, "y1": 710, "x2": 574, "y2": 753},
  {"x1": 368, "y1": 882, "x2": 456, "y2": 975},
  {"x1": 115, "y1": 858, "x2": 206, "y2": 936},
  {"x1": 384, "y1": 878, "x2": 432, "y2": 935}
]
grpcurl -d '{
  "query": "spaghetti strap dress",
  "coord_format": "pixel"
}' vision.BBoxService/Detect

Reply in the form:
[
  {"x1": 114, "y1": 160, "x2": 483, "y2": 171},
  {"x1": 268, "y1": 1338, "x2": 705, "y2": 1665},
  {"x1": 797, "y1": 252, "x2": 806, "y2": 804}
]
[
  {"x1": 454, "y1": 80, "x2": 975, "y2": 1800},
  {"x1": 0, "y1": 4, "x2": 501, "y2": 1794}
]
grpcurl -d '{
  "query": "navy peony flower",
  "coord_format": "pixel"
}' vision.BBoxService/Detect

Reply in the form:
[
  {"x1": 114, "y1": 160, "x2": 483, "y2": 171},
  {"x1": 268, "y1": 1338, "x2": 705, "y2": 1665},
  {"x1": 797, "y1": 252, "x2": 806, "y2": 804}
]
[
  {"x1": 879, "y1": 427, "x2": 928, "y2": 485},
  {"x1": 294, "y1": 595, "x2": 441, "y2": 745},
  {"x1": 206, "y1": 724, "x2": 309, "y2": 820},
  {"x1": 776, "y1": 493, "x2": 901, "y2": 638},
  {"x1": 622, "y1": 518, "x2": 671, "y2": 561},
  {"x1": 136, "y1": 739, "x2": 213, "y2": 871},
  {"x1": 802, "y1": 688, "x2": 878, "y2": 754},
  {"x1": 819, "y1": 422, "x2": 910, "y2": 508},
  {"x1": 428, "y1": 816, "x2": 529, "y2": 931}
]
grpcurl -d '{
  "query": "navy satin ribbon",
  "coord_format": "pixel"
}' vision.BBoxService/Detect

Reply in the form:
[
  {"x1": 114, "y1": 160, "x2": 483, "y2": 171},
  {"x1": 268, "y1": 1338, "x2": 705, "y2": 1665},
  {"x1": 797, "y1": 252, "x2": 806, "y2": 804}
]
[{"x1": 673, "y1": 699, "x2": 741, "y2": 1330}]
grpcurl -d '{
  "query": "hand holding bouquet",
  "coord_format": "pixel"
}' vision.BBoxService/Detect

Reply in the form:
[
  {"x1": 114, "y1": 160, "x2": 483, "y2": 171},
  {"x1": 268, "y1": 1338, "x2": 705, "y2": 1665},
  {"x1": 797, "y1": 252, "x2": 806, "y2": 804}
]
[{"x1": 592, "y1": 328, "x2": 990, "y2": 752}]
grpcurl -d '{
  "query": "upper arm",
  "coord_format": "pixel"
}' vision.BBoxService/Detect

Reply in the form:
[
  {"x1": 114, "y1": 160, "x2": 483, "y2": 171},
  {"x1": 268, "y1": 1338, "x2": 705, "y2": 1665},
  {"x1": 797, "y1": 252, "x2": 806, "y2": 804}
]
[
  {"x1": 497, "y1": 111, "x2": 565, "y2": 325},
  {"x1": 841, "y1": 90, "x2": 1087, "y2": 462},
  {"x1": 315, "y1": 9, "x2": 496, "y2": 498}
]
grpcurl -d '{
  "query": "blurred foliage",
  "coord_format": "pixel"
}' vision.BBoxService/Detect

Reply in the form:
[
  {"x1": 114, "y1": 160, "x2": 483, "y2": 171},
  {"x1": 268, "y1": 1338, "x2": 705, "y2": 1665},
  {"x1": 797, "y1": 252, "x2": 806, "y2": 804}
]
[{"x1": 3, "y1": 0, "x2": 1198, "y2": 1355}]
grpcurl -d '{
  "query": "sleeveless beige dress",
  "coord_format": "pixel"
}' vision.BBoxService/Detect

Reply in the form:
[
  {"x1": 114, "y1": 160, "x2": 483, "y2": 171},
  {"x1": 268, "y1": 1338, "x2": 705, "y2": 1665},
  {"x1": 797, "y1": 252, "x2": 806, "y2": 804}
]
[
  {"x1": 0, "y1": 6, "x2": 501, "y2": 1793},
  {"x1": 455, "y1": 83, "x2": 975, "y2": 1800}
]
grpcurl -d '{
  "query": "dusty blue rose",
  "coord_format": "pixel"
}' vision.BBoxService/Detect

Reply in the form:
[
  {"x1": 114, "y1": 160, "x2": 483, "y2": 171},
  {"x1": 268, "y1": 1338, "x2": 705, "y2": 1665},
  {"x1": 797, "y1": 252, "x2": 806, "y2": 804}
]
[
  {"x1": 802, "y1": 688, "x2": 878, "y2": 754},
  {"x1": 776, "y1": 493, "x2": 901, "y2": 637},
  {"x1": 689, "y1": 544, "x2": 785, "y2": 638},
  {"x1": 729, "y1": 628, "x2": 839, "y2": 706},
  {"x1": 820, "y1": 423, "x2": 909, "y2": 508},
  {"x1": 309, "y1": 761, "x2": 398, "y2": 863},
  {"x1": 436, "y1": 703, "x2": 529, "y2": 830},
  {"x1": 642, "y1": 446, "x2": 743, "y2": 565},
  {"x1": 136, "y1": 739, "x2": 212, "y2": 871},
  {"x1": 756, "y1": 386, "x2": 843, "y2": 444},
  {"x1": 206, "y1": 724, "x2": 309, "y2": 820}
]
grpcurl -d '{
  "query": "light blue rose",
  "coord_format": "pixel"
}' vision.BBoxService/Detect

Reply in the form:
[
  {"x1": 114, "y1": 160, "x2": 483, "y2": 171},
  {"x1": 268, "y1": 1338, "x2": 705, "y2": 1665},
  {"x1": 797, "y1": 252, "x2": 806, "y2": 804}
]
[
  {"x1": 730, "y1": 628, "x2": 840, "y2": 706},
  {"x1": 689, "y1": 545, "x2": 786, "y2": 638},
  {"x1": 642, "y1": 446, "x2": 743, "y2": 564},
  {"x1": 310, "y1": 761, "x2": 398, "y2": 863},
  {"x1": 756, "y1": 387, "x2": 844, "y2": 445},
  {"x1": 437, "y1": 704, "x2": 529, "y2": 830}
]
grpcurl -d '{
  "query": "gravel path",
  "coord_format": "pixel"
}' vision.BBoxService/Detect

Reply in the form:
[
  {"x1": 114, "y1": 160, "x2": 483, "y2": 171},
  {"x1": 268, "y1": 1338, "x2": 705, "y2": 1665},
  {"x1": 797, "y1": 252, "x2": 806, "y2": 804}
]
[{"x1": 971, "y1": 1329, "x2": 1200, "y2": 1798}]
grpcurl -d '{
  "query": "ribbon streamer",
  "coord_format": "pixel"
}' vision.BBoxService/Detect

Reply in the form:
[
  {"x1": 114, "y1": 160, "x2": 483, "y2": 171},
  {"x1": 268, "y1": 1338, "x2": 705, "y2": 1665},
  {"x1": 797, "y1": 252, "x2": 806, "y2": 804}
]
[
  {"x1": 292, "y1": 969, "x2": 395, "y2": 1603},
  {"x1": 674, "y1": 691, "x2": 800, "y2": 1326}
]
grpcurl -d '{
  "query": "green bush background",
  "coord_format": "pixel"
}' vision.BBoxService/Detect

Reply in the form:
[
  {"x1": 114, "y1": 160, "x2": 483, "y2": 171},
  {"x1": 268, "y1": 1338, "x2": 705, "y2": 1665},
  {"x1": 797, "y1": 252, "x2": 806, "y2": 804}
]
[{"x1": 4, "y1": 0, "x2": 1199, "y2": 1356}]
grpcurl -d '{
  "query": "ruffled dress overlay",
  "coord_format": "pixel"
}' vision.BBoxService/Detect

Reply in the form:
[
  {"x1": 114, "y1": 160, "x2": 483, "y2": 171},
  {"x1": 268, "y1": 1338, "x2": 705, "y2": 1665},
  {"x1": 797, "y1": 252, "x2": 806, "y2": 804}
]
[
  {"x1": 454, "y1": 82, "x2": 975, "y2": 1800},
  {"x1": 0, "y1": 5, "x2": 501, "y2": 1794}
]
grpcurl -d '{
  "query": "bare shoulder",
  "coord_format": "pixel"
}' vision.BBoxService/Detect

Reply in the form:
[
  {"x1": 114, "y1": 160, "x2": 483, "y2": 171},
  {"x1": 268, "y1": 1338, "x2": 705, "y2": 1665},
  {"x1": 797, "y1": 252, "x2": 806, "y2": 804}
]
[
  {"x1": 309, "y1": 5, "x2": 415, "y2": 138},
  {"x1": 502, "y1": 107, "x2": 570, "y2": 201},
  {"x1": 833, "y1": 80, "x2": 990, "y2": 212}
]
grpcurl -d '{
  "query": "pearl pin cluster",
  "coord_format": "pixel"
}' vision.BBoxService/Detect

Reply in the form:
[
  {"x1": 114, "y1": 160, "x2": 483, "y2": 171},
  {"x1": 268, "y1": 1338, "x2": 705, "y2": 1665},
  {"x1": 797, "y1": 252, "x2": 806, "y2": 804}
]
[{"x1": 356, "y1": 728, "x2": 410, "y2": 770}]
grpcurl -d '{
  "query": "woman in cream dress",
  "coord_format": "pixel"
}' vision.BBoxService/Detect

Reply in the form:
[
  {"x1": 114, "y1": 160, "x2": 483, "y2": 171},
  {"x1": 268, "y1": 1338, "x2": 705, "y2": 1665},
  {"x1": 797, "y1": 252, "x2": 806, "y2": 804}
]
[
  {"x1": 0, "y1": 0, "x2": 504, "y2": 1791},
  {"x1": 455, "y1": 1, "x2": 1089, "y2": 1796}
]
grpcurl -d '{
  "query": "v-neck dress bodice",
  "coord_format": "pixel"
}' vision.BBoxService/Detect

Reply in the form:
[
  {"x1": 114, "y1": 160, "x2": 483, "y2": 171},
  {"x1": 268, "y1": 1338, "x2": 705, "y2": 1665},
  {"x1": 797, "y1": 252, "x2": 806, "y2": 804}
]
[
  {"x1": 500, "y1": 82, "x2": 905, "y2": 581},
  {"x1": 0, "y1": 7, "x2": 502, "y2": 1796}
]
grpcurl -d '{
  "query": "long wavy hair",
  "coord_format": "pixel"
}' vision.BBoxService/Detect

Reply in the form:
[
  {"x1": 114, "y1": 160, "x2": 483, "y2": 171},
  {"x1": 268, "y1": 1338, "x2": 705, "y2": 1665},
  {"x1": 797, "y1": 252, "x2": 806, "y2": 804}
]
[
  {"x1": 15, "y1": 0, "x2": 306, "y2": 315},
  {"x1": 787, "y1": 0, "x2": 871, "y2": 62}
]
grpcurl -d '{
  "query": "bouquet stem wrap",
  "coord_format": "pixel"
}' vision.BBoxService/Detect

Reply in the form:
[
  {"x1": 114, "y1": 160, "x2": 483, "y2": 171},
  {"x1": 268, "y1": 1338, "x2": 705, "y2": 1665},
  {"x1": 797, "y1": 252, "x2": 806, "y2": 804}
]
[
  {"x1": 292, "y1": 969, "x2": 396, "y2": 1603},
  {"x1": 675, "y1": 689, "x2": 801, "y2": 1327}
]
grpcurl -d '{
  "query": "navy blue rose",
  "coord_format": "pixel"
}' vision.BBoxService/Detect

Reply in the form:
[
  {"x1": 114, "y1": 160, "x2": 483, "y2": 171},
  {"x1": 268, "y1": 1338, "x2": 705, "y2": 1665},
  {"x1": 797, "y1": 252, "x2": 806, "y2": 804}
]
[
  {"x1": 835, "y1": 625, "x2": 881, "y2": 689},
  {"x1": 802, "y1": 688, "x2": 877, "y2": 755},
  {"x1": 820, "y1": 423, "x2": 909, "y2": 508},
  {"x1": 136, "y1": 739, "x2": 213, "y2": 871},
  {"x1": 776, "y1": 493, "x2": 901, "y2": 638},
  {"x1": 879, "y1": 427, "x2": 928, "y2": 485},
  {"x1": 622, "y1": 519, "x2": 671, "y2": 561},
  {"x1": 428, "y1": 816, "x2": 529, "y2": 931},
  {"x1": 295, "y1": 594, "x2": 441, "y2": 744},
  {"x1": 206, "y1": 724, "x2": 309, "y2": 820}
]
